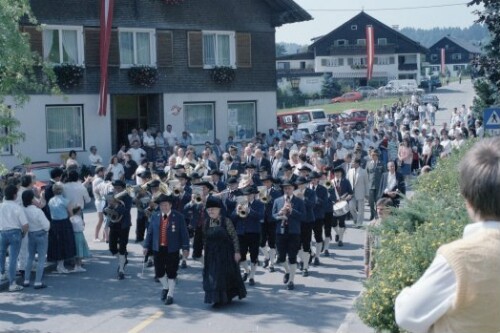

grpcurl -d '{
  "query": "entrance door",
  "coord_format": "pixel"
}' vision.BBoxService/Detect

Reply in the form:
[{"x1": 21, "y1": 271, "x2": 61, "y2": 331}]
[{"x1": 111, "y1": 94, "x2": 163, "y2": 151}]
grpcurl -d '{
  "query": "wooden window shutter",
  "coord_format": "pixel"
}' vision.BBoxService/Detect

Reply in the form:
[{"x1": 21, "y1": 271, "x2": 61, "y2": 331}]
[
  {"x1": 84, "y1": 28, "x2": 100, "y2": 67},
  {"x1": 108, "y1": 30, "x2": 120, "y2": 66},
  {"x1": 187, "y1": 31, "x2": 203, "y2": 68},
  {"x1": 157, "y1": 31, "x2": 173, "y2": 67},
  {"x1": 22, "y1": 26, "x2": 43, "y2": 56},
  {"x1": 236, "y1": 32, "x2": 252, "y2": 68}
]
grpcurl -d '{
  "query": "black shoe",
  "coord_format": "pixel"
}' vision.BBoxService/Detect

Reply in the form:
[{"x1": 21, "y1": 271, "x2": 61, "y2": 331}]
[
  {"x1": 338, "y1": 240, "x2": 344, "y2": 247},
  {"x1": 165, "y1": 296, "x2": 174, "y2": 305},
  {"x1": 249, "y1": 278, "x2": 255, "y2": 286},
  {"x1": 269, "y1": 266, "x2": 275, "y2": 272},
  {"x1": 303, "y1": 269, "x2": 309, "y2": 277},
  {"x1": 34, "y1": 283, "x2": 47, "y2": 289},
  {"x1": 161, "y1": 289, "x2": 168, "y2": 302},
  {"x1": 242, "y1": 272, "x2": 248, "y2": 282},
  {"x1": 308, "y1": 254, "x2": 314, "y2": 264},
  {"x1": 287, "y1": 281, "x2": 294, "y2": 290},
  {"x1": 263, "y1": 259, "x2": 270, "y2": 268},
  {"x1": 335, "y1": 235, "x2": 339, "y2": 242},
  {"x1": 313, "y1": 257, "x2": 320, "y2": 266},
  {"x1": 154, "y1": 277, "x2": 160, "y2": 283},
  {"x1": 180, "y1": 260, "x2": 187, "y2": 269},
  {"x1": 324, "y1": 249, "x2": 330, "y2": 257},
  {"x1": 23, "y1": 281, "x2": 30, "y2": 287},
  {"x1": 118, "y1": 271, "x2": 125, "y2": 280},
  {"x1": 299, "y1": 261, "x2": 304, "y2": 271},
  {"x1": 283, "y1": 273, "x2": 290, "y2": 284}
]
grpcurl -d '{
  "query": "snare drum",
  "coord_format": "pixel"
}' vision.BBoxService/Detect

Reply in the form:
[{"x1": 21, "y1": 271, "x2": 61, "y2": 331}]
[{"x1": 332, "y1": 200, "x2": 349, "y2": 217}]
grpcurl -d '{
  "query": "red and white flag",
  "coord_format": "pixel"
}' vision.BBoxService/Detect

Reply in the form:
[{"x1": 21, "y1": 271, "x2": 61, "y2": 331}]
[
  {"x1": 441, "y1": 48, "x2": 446, "y2": 75},
  {"x1": 98, "y1": 0, "x2": 114, "y2": 116},
  {"x1": 366, "y1": 25, "x2": 375, "y2": 81}
]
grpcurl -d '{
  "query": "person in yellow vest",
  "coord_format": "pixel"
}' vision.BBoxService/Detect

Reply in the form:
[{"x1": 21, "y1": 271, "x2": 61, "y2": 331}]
[{"x1": 395, "y1": 137, "x2": 500, "y2": 333}]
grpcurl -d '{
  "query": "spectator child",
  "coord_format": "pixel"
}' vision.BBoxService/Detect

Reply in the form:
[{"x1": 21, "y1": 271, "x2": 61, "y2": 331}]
[{"x1": 70, "y1": 206, "x2": 90, "y2": 272}]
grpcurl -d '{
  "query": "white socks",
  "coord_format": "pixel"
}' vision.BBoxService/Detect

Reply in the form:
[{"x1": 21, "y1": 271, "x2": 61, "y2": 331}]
[
  {"x1": 167, "y1": 279, "x2": 176, "y2": 297},
  {"x1": 240, "y1": 260, "x2": 250, "y2": 273},
  {"x1": 339, "y1": 228, "x2": 346, "y2": 241},
  {"x1": 324, "y1": 237, "x2": 330, "y2": 251},
  {"x1": 118, "y1": 254, "x2": 126, "y2": 273},
  {"x1": 302, "y1": 252, "x2": 311, "y2": 270},
  {"x1": 159, "y1": 276, "x2": 168, "y2": 290},
  {"x1": 289, "y1": 264, "x2": 297, "y2": 282},
  {"x1": 315, "y1": 242, "x2": 323, "y2": 257},
  {"x1": 269, "y1": 248, "x2": 276, "y2": 266},
  {"x1": 260, "y1": 247, "x2": 270, "y2": 260},
  {"x1": 283, "y1": 261, "x2": 290, "y2": 273},
  {"x1": 249, "y1": 263, "x2": 257, "y2": 279}
]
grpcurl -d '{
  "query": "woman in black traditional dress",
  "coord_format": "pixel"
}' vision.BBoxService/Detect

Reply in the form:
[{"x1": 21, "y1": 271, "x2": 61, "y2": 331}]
[{"x1": 203, "y1": 197, "x2": 246, "y2": 306}]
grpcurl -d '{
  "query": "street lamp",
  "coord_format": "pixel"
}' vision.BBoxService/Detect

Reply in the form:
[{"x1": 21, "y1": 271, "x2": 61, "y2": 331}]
[{"x1": 290, "y1": 77, "x2": 300, "y2": 90}]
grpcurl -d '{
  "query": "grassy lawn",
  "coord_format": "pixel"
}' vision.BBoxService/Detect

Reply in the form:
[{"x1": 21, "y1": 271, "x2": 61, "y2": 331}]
[{"x1": 277, "y1": 96, "x2": 401, "y2": 115}]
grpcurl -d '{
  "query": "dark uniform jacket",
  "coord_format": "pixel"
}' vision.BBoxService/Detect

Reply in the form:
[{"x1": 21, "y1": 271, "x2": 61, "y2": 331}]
[{"x1": 144, "y1": 210, "x2": 190, "y2": 253}]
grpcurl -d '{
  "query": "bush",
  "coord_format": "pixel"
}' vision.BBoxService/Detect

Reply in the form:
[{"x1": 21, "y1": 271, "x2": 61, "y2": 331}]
[{"x1": 355, "y1": 141, "x2": 475, "y2": 332}]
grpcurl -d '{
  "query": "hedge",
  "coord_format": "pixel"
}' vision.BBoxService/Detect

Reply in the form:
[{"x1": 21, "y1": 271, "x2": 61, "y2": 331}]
[{"x1": 356, "y1": 140, "x2": 475, "y2": 332}]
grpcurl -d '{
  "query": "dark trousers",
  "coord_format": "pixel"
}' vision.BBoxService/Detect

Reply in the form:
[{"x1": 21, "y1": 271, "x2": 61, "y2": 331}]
[
  {"x1": 109, "y1": 227, "x2": 130, "y2": 255},
  {"x1": 192, "y1": 226, "x2": 204, "y2": 259},
  {"x1": 369, "y1": 189, "x2": 378, "y2": 220},
  {"x1": 154, "y1": 248, "x2": 180, "y2": 279},
  {"x1": 332, "y1": 215, "x2": 346, "y2": 228},
  {"x1": 324, "y1": 213, "x2": 333, "y2": 239},
  {"x1": 276, "y1": 233, "x2": 300, "y2": 265},
  {"x1": 313, "y1": 218, "x2": 324, "y2": 243},
  {"x1": 136, "y1": 214, "x2": 148, "y2": 242},
  {"x1": 238, "y1": 233, "x2": 260, "y2": 264},
  {"x1": 260, "y1": 221, "x2": 277, "y2": 249},
  {"x1": 300, "y1": 223, "x2": 313, "y2": 252}
]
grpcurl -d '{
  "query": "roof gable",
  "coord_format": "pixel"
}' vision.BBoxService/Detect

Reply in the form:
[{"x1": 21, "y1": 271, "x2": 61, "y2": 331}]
[
  {"x1": 430, "y1": 36, "x2": 483, "y2": 54},
  {"x1": 310, "y1": 11, "x2": 428, "y2": 56}
]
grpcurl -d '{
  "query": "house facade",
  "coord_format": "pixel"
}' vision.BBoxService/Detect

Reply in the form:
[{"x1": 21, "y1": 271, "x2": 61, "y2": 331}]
[
  {"x1": 276, "y1": 11, "x2": 428, "y2": 94},
  {"x1": 3, "y1": 0, "x2": 310, "y2": 168},
  {"x1": 427, "y1": 35, "x2": 482, "y2": 77}
]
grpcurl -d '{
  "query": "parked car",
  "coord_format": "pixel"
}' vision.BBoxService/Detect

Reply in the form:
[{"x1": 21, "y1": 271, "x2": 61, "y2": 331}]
[
  {"x1": 298, "y1": 121, "x2": 332, "y2": 135},
  {"x1": 356, "y1": 86, "x2": 377, "y2": 97},
  {"x1": 276, "y1": 109, "x2": 327, "y2": 129},
  {"x1": 331, "y1": 91, "x2": 363, "y2": 103},
  {"x1": 11, "y1": 161, "x2": 61, "y2": 190},
  {"x1": 420, "y1": 94, "x2": 440, "y2": 109},
  {"x1": 419, "y1": 76, "x2": 442, "y2": 90},
  {"x1": 333, "y1": 109, "x2": 369, "y2": 130}
]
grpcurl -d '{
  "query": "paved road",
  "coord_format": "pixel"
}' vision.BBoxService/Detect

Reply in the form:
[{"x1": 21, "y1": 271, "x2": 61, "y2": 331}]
[{"x1": 0, "y1": 80, "x2": 476, "y2": 333}]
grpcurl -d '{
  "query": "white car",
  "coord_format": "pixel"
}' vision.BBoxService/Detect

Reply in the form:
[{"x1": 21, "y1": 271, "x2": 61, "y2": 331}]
[{"x1": 298, "y1": 121, "x2": 332, "y2": 135}]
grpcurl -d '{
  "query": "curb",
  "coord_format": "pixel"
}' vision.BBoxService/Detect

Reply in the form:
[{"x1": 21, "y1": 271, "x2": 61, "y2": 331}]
[{"x1": 336, "y1": 295, "x2": 375, "y2": 333}]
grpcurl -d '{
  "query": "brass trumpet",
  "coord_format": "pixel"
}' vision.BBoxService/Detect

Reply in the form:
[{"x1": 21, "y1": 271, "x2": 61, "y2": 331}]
[
  {"x1": 236, "y1": 197, "x2": 249, "y2": 218},
  {"x1": 324, "y1": 180, "x2": 333, "y2": 189},
  {"x1": 258, "y1": 186, "x2": 269, "y2": 203},
  {"x1": 192, "y1": 186, "x2": 204, "y2": 204}
]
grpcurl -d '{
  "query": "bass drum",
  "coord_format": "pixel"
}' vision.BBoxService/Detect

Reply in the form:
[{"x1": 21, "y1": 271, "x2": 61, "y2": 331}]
[{"x1": 332, "y1": 200, "x2": 349, "y2": 217}]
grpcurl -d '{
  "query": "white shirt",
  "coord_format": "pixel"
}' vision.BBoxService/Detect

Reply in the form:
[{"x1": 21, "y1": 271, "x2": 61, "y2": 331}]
[
  {"x1": 395, "y1": 221, "x2": 500, "y2": 333},
  {"x1": 24, "y1": 205, "x2": 50, "y2": 232},
  {"x1": 88, "y1": 153, "x2": 103, "y2": 166},
  {"x1": 127, "y1": 147, "x2": 146, "y2": 164},
  {"x1": 291, "y1": 130, "x2": 304, "y2": 142},
  {"x1": 92, "y1": 177, "x2": 104, "y2": 201},
  {"x1": 384, "y1": 172, "x2": 397, "y2": 193},
  {"x1": 163, "y1": 130, "x2": 178, "y2": 146},
  {"x1": 70, "y1": 215, "x2": 85, "y2": 232},
  {"x1": 107, "y1": 163, "x2": 125, "y2": 181},
  {"x1": 143, "y1": 134, "x2": 155, "y2": 147},
  {"x1": 63, "y1": 182, "x2": 91, "y2": 209},
  {"x1": 0, "y1": 200, "x2": 28, "y2": 231}
]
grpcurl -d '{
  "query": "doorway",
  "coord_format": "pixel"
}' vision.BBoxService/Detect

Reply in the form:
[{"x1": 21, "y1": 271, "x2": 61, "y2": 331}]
[{"x1": 111, "y1": 94, "x2": 163, "y2": 151}]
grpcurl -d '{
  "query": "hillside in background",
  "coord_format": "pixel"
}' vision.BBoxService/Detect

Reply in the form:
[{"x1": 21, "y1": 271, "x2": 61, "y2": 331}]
[{"x1": 399, "y1": 24, "x2": 489, "y2": 47}]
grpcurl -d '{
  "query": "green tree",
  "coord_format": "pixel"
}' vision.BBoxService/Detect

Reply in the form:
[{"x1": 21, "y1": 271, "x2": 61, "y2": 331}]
[
  {"x1": 275, "y1": 43, "x2": 287, "y2": 57},
  {"x1": 468, "y1": 0, "x2": 500, "y2": 117},
  {"x1": 320, "y1": 73, "x2": 341, "y2": 98},
  {"x1": 0, "y1": 0, "x2": 57, "y2": 174}
]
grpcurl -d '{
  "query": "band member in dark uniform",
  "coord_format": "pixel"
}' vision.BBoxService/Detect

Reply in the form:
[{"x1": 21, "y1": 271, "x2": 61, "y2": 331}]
[
  {"x1": 331, "y1": 167, "x2": 353, "y2": 247},
  {"x1": 135, "y1": 171, "x2": 152, "y2": 243},
  {"x1": 272, "y1": 180, "x2": 305, "y2": 290},
  {"x1": 104, "y1": 180, "x2": 133, "y2": 280},
  {"x1": 231, "y1": 185, "x2": 264, "y2": 286},
  {"x1": 209, "y1": 170, "x2": 226, "y2": 193},
  {"x1": 295, "y1": 176, "x2": 316, "y2": 276},
  {"x1": 183, "y1": 181, "x2": 213, "y2": 265},
  {"x1": 280, "y1": 163, "x2": 297, "y2": 183},
  {"x1": 143, "y1": 194, "x2": 190, "y2": 305},
  {"x1": 322, "y1": 169, "x2": 336, "y2": 256},
  {"x1": 309, "y1": 171, "x2": 328, "y2": 265},
  {"x1": 259, "y1": 175, "x2": 282, "y2": 272},
  {"x1": 203, "y1": 197, "x2": 246, "y2": 307},
  {"x1": 222, "y1": 177, "x2": 240, "y2": 217},
  {"x1": 172, "y1": 172, "x2": 192, "y2": 269}
]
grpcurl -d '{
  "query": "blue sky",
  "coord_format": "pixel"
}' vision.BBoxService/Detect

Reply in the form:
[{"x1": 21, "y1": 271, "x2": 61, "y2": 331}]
[{"x1": 276, "y1": 0, "x2": 482, "y2": 44}]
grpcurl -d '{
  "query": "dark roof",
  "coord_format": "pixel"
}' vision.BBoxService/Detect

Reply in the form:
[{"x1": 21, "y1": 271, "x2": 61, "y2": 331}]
[
  {"x1": 263, "y1": 0, "x2": 313, "y2": 27},
  {"x1": 434, "y1": 36, "x2": 483, "y2": 54},
  {"x1": 276, "y1": 52, "x2": 315, "y2": 60},
  {"x1": 309, "y1": 11, "x2": 428, "y2": 55}
]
